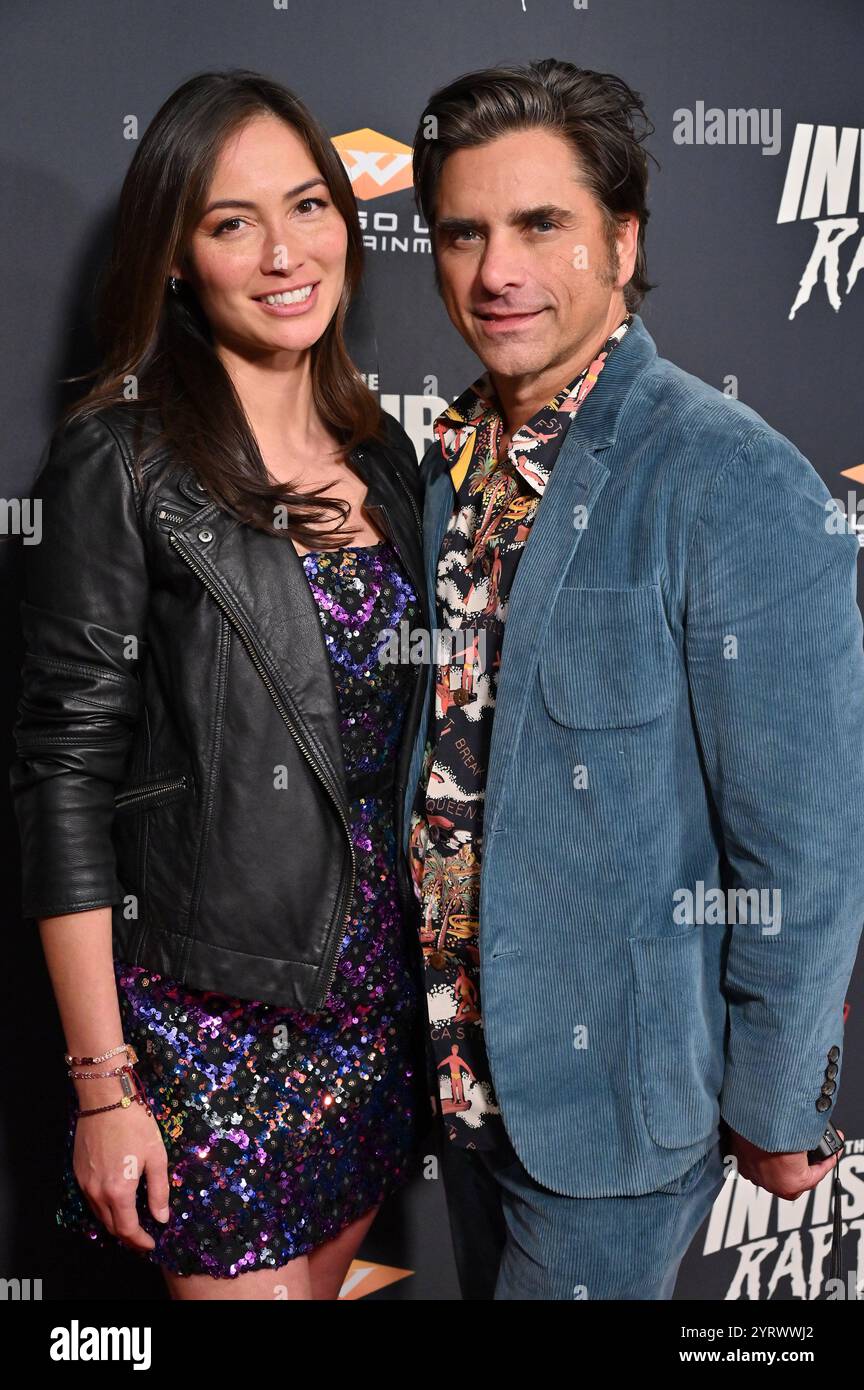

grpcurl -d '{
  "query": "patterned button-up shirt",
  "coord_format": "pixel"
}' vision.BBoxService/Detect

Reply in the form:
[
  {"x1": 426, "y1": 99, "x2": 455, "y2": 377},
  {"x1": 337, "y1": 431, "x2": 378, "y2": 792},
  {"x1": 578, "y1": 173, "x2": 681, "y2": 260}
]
[{"x1": 408, "y1": 314, "x2": 632, "y2": 1149}]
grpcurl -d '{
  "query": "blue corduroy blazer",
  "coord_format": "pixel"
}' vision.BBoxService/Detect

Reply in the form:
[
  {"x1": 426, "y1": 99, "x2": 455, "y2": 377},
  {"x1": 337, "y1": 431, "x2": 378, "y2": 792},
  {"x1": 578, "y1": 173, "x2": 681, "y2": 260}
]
[{"x1": 402, "y1": 311, "x2": 864, "y2": 1196}]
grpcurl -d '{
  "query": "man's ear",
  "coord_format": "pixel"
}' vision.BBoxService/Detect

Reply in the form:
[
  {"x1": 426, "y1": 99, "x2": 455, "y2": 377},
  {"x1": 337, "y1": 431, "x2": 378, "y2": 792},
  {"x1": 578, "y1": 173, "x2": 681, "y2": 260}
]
[{"x1": 619, "y1": 213, "x2": 639, "y2": 286}]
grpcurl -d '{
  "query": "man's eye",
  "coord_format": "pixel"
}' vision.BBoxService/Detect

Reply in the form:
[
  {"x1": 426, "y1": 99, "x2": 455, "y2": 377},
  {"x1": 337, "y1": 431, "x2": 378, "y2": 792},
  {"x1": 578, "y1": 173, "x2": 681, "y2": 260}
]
[{"x1": 532, "y1": 220, "x2": 556, "y2": 232}]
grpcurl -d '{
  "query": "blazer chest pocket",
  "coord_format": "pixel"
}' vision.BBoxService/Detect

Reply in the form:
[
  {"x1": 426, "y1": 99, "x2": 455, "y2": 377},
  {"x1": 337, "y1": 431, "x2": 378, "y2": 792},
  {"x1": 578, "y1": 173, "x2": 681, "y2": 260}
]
[{"x1": 539, "y1": 584, "x2": 680, "y2": 729}]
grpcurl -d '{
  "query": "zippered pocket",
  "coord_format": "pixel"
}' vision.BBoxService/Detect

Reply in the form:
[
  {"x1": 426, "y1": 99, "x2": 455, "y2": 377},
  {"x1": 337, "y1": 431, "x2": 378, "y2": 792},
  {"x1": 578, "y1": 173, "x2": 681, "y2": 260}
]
[
  {"x1": 153, "y1": 495, "x2": 213, "y2": 534},
  {"x1": 114, "y1": 771, "x2": 191, "y2": 814}
]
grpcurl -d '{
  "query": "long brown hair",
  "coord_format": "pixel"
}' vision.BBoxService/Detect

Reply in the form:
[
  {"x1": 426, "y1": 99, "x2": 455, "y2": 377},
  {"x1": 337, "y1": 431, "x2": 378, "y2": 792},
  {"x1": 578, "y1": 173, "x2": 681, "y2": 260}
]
[
  {"x1": 412, "y1": 58, "x2": 659, "y2": 314},
  {"x1": 61, "y1": 68, "x2": 387, "y2": 547}
]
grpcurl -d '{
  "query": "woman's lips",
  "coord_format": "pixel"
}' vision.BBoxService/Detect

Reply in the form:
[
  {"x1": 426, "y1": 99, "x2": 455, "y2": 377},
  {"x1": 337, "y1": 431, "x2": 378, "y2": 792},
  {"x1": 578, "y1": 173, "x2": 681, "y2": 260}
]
[{"x1": 253, "y1": 282, "x2": 320, "y2": 317}]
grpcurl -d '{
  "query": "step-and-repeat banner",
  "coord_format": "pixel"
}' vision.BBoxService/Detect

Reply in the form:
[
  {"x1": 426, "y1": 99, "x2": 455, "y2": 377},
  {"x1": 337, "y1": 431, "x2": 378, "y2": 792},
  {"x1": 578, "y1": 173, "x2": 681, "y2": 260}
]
[{"x1": 1, "y1": 0, "x2": 861, "y2": 1302}]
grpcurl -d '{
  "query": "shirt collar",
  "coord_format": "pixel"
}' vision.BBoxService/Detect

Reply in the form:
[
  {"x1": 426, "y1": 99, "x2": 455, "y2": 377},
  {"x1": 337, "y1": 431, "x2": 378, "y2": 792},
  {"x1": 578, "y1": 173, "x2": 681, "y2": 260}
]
[{"x1": 434, "y1": 314, "x2": 632, "y2": 496}]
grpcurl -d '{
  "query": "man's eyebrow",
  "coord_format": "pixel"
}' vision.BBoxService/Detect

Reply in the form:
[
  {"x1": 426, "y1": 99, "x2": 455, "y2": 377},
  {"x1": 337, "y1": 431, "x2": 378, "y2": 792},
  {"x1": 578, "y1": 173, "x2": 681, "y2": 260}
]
[
  {"x1": 201, "y1": 177, "x2": 328, "y2": 215},
  {"x1": 435, "y1": 203, "x2": 575, "y2": 234}
]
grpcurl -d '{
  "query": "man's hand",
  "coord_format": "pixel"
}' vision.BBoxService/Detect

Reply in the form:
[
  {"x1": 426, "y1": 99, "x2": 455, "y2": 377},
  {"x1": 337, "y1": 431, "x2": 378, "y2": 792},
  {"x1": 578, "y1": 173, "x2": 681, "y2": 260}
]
[{"x1": 727, "y1": 1126, "x2": 844, "y2": 1200}]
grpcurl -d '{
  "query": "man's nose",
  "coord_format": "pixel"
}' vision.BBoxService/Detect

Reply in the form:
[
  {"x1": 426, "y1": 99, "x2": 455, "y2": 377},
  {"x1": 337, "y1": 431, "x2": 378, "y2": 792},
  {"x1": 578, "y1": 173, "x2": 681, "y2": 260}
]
[{"x1": 476, "y1": 232, "x2": 528, "y2": 296}]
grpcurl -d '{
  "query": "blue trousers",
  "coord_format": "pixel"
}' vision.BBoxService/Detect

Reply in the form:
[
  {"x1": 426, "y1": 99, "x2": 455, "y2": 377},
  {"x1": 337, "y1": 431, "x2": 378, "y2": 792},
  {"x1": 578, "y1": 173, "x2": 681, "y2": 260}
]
[{"x1": 438, "y1": 1124, "x2": 727, "y2": 1299}]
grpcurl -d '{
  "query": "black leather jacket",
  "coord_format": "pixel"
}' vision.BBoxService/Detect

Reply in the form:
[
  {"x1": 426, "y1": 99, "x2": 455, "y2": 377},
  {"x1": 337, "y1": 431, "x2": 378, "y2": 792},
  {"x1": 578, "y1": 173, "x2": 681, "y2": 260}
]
[{"x1": 9, "y1": 405, "x2": 430, "y2": 1014}]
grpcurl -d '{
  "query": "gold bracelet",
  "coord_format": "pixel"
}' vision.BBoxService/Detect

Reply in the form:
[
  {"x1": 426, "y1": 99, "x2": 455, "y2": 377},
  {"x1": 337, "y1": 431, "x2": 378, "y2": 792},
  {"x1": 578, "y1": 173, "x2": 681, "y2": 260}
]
[
  {"x1": 68, "y1": 1063, "x2": 132, "y2": 1080},
  {"x1": 65, "y1": 1043, "x2": 138, "y2": 1066}
]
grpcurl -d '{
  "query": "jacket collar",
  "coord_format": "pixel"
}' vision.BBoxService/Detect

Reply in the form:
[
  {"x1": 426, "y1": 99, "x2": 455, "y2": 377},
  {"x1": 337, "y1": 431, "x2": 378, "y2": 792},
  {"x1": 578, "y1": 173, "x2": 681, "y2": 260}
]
[
  {"x1": 142, "y1": 428, "x2": 427, "y2": 818},
  {"x1": 434, "y1": 314, "x2": 634, "y2": 496},
  {"x1": 174, "y1": 442, "x2": 394, "y2": 510},
  {"x1": 426, "y1": 311, "x2": 658, "y2": 495},
  {"x1": 566, "y1": 311, "x2": 658, "y2": 452}
]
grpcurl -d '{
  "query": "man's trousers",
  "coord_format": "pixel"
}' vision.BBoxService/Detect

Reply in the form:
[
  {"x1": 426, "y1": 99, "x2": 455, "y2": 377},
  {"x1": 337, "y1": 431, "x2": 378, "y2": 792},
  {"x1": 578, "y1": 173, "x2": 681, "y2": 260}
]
[{"x1": 438, "y1": 1123, "x2": 726, "y2": 1299}]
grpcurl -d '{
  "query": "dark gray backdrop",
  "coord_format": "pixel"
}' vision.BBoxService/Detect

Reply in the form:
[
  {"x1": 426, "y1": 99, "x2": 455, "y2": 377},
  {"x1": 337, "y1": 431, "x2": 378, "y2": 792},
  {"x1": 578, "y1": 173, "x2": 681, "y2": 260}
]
[{"x1": 1, "y1": 0, "x2": 861, "y2": 1302}]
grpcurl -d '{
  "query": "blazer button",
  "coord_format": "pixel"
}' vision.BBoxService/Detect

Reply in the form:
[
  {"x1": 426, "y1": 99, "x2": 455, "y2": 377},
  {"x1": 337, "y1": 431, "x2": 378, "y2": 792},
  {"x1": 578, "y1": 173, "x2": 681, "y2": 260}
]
[
  {"x1": 827, "y1": 1045, "x2": 840, "y2": 1062},
  {"x1": 820, "y1": 1079, "x2": 836, "y2": 1096},
  {"x1": 198, "y1": 529, "x2": 213, "y2": 543},
  {"x1": 825, "y1": 1063, "x2": 838, "y2": 1079},
  {"x1": 816, "y1": 1095, "x2": 832, "y2": 1112}
]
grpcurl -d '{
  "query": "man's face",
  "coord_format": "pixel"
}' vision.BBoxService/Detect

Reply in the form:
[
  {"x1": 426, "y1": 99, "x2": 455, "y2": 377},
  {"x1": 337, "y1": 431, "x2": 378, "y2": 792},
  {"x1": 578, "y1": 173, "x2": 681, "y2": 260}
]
[{"x1": 433, "y1": 128, "x2": 638, "y2": 386}]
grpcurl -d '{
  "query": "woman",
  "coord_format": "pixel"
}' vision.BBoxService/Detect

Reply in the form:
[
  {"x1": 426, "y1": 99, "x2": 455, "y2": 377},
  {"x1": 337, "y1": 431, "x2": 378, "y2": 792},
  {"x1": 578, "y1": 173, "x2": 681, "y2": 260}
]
[{"x1": 9, "y1": 69, "x2": 432, "y2": 1300}]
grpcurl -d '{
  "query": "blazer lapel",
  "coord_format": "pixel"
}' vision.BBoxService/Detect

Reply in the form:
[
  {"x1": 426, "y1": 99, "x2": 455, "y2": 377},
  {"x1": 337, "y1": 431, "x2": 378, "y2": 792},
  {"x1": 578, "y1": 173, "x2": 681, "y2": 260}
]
[
  {"x1": 422, "y1": 314, "x2": 660, "y2": 836},
  {"x1": 484, "y1": 440, "x2": 610, "y2": 836}
]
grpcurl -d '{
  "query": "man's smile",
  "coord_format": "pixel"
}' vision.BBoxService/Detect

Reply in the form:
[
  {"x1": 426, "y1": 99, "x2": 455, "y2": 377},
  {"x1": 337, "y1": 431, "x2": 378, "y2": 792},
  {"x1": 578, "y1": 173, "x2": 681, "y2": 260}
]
[{"x1": 474, "y1": 306, "x2": 548, "y2": 333}]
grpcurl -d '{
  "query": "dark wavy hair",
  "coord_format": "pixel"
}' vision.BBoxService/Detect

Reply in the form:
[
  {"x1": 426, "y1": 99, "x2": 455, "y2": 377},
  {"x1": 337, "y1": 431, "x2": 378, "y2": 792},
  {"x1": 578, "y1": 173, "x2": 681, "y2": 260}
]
[
  {"x1": 60, "y1": 68, "x2": 387, "y2": 547},
  {"x1": 412, "y1": 57, "x2": 659, "y2": 313}
]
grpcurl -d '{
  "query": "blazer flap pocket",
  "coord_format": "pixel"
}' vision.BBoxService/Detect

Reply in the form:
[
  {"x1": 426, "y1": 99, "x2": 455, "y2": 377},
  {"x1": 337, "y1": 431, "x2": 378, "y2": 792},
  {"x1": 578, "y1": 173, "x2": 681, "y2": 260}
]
[
  {"x1": 627, "y1": 928, "x2": 720, "y2": 1149},
  {"x1": 539, "y1": 584, "x2": 679, "y2": 728}
]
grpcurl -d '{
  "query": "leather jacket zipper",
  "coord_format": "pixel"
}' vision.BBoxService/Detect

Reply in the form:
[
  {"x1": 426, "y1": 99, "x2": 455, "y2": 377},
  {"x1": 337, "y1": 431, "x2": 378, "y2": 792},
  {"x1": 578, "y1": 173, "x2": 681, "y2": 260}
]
[
  {"x1": 359, "y1": 461, "x2": 429, "y2": 932},
  {"x1": 390, "y1": 467, "x2": 423, "y2": 543},
  {"x1": 157, "y1": 507, "x2": 189, "y2": 525},
  {"x1": 353, "y1": 448, "x2": 423, "y2": 547},
  {"x1": 114, "y1": 773, "x2": 189, "y2": 811},
  {"x1": 167, "y1": 530, "x2": 354, "y2": 1010}
]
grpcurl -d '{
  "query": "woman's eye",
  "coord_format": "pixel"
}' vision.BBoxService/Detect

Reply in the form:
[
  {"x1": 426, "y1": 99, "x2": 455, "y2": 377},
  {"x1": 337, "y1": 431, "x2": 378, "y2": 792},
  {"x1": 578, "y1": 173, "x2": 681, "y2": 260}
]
[
  {"x1": 210, "y1": 199, "x2": 327, "y2": 236},
  {"x1": 212, "y1": 217, "x2": 245, "y2": 237}
]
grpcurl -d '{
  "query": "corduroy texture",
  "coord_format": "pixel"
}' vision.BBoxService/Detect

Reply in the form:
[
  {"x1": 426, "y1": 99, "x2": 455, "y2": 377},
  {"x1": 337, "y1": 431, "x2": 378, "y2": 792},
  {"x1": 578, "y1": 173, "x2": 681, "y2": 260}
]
[{"x1": 403, "y1": 313, "x2": 864, "y2": 1197}]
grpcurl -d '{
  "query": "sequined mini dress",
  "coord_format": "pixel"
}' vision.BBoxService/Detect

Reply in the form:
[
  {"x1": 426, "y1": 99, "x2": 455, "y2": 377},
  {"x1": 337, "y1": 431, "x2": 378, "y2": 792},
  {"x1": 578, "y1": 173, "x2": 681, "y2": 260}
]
[{"x1": 56, "y1": 538, "x2": 428, "y2": 1279}]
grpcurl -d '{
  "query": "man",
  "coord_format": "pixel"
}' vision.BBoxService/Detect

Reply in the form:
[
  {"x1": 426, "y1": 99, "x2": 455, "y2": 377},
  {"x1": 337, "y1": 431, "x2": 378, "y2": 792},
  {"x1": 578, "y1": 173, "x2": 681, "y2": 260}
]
[{"x1": 401, "y1": 59, "x2": 864, "y2": 1300}]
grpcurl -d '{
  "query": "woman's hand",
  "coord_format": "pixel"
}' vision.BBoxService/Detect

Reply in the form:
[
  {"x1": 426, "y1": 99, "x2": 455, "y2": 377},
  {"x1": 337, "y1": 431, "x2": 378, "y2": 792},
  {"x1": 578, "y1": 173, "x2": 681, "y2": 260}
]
[
  {"x1": 35, "y1": 908, "x2": 173, "y2": 1251},
  {"x1": 73, "y1": 1099, "x2": 171, "y2": 1252}
]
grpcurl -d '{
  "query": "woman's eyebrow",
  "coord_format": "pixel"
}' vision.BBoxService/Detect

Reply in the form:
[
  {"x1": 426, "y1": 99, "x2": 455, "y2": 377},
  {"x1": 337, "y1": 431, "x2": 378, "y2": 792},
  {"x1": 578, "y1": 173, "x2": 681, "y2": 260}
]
[{"x1": 202, "y1": 177, "x2": 328, "y2": 215}]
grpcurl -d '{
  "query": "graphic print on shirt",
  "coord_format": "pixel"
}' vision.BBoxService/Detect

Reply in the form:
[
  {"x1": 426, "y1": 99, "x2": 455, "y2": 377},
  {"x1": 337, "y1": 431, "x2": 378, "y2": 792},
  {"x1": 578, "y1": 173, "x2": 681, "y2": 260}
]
[{"x1": 408, "y1": 316, "x2": 633, "y2": 1148}]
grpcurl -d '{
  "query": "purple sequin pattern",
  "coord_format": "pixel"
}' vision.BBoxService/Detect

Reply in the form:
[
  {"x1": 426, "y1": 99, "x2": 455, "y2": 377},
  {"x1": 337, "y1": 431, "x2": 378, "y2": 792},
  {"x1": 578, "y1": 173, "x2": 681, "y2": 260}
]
[{"x1": 56, "y1": 539, "x2": 428, "y2": 1279}]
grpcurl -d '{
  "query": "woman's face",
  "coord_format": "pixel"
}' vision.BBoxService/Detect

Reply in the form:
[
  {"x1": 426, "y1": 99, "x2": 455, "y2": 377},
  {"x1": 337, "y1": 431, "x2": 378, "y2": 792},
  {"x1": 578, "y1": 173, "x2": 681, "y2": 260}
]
[{"x1": 174, "y1": 114, "x2": 349, "y2": 360}]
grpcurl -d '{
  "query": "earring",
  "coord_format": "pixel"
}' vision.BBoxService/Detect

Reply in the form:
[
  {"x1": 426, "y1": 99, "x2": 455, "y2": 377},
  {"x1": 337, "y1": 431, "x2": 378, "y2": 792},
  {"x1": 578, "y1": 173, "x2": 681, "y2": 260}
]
[{"x1": 169, "y1": 275, "x2": 180, "y2": 295}]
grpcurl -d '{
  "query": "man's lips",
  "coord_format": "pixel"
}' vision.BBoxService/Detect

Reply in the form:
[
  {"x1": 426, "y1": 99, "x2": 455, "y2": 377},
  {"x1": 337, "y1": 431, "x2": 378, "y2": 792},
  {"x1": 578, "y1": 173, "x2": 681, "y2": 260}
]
[{"x1": 475, "y1": 307, "x2": 547, "y2": 331}]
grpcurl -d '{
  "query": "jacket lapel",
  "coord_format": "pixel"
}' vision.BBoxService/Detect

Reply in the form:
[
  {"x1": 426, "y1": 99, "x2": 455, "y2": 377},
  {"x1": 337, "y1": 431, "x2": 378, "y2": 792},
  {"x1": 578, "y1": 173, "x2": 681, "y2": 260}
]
[
  {"x1": 168, "y1": 438, "x2": 429, "y2": 807},
  {"x1": 169, "y1": 477, "x2": 349, "y2": 798},
  {"x1": 421, "y1": 313, "x2": 660, "y2": 837},
  {"x1": 484, "y1": 442, "x2": 610, "y2": 834}
]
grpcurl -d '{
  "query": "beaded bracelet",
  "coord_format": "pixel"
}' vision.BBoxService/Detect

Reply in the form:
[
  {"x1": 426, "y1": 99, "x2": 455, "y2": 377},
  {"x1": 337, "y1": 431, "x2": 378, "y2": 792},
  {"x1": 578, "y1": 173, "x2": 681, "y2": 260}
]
[{"x1": 74, "y1": 1063, "x2": 153, "y2": 1120}]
